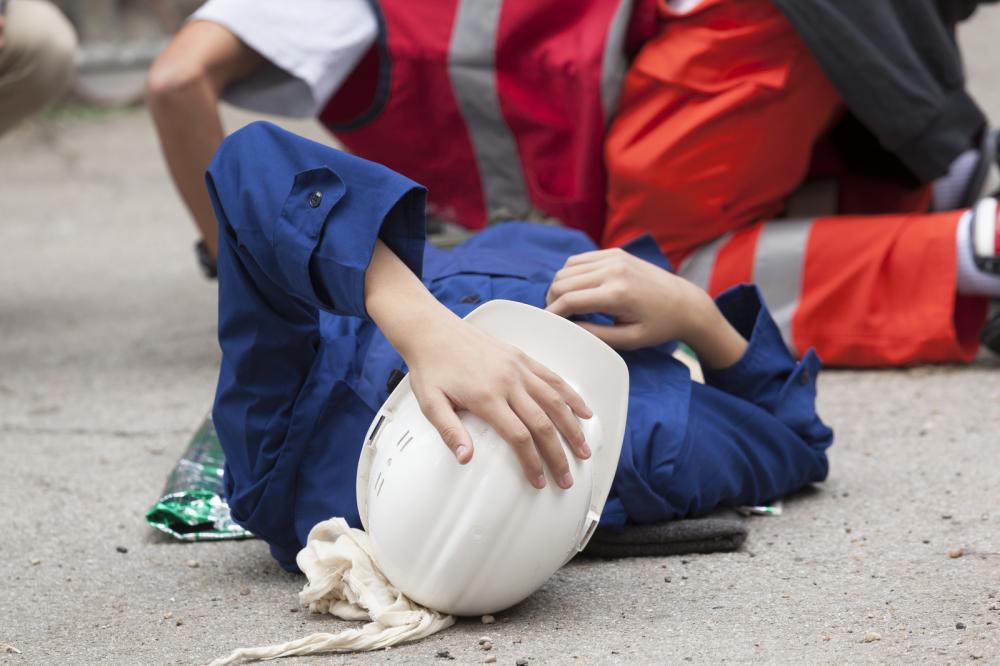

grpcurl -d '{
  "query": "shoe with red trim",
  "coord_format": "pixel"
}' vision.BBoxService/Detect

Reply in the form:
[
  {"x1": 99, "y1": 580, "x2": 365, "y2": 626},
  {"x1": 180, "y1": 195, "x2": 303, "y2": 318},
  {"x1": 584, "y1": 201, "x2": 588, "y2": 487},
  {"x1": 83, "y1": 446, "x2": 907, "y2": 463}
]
[{"x1": 971, "y1": 197, "x2": 1000, "y2": 275}]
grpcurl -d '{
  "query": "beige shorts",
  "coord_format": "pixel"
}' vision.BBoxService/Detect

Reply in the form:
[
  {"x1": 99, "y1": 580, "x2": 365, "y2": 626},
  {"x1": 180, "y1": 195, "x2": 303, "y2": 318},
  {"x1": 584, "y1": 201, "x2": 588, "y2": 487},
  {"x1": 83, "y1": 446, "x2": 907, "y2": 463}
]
[{"x1": 0, "y1": 0, "x2": 77, "y2": 137}]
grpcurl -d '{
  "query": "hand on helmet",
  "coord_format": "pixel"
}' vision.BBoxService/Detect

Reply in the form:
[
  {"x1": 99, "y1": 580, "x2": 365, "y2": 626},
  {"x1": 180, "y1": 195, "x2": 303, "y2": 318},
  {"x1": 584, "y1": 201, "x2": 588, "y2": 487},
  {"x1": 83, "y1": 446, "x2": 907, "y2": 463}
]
[
  {"x1": 545, "y1": 248, "x2": 710, "y2": 350},
  {"x1": 403, "y1": 317, "x2": 592, "y2": 490}
]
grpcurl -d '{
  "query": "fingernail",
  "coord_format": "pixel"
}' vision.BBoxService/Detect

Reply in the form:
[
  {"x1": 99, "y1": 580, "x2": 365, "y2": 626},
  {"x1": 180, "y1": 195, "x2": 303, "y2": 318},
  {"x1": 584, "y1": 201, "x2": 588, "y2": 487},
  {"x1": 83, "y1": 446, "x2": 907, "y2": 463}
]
[
  {"x1": 579, "y1": 441, "x2": 592, "y2": 458},
  {"x1": 456, "y1": 445, "x2": 470, "y2": 461},
  {"x1": 581, "y1": 406, "x2": 593, "y2": 418},
  {"x1": 534, "y1": 474, "x2": 547, "y2": 489},
  {"x1": 559, "y1": 472, "x2": 574, "y2": 489}
]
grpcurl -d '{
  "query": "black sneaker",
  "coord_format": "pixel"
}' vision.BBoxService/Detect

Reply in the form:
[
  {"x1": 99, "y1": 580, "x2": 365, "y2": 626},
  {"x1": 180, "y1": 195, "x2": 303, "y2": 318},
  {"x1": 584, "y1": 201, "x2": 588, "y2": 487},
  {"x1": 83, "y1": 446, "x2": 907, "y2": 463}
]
[
  {"x1": 195, "y1": 240, "x2": 217, "y2": 279},
  {"x1": 981, "y1": 310, "x2": 1000, "y2": 355},
  {"x1": 970, "y1": 197, "x2": 999, "y2": 275}
]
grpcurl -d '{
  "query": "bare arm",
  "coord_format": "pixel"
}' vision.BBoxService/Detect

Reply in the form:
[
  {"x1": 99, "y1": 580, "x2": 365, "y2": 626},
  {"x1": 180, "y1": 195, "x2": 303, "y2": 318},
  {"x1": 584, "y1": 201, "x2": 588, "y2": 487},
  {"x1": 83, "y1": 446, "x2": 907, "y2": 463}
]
[
  {"x1": 365, "y1": 240, "x2": 593, "y2": 489},
  {"x1": 545, "y1": 248, "x2": 748, "y2": 370}
]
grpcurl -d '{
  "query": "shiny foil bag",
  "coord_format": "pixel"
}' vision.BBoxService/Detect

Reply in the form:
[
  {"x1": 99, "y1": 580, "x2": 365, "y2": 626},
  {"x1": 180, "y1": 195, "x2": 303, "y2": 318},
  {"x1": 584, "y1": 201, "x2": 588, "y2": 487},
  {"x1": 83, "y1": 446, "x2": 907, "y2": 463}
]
[{"x1": 145, "y1": 415, "x2": 253, "y2": 541}]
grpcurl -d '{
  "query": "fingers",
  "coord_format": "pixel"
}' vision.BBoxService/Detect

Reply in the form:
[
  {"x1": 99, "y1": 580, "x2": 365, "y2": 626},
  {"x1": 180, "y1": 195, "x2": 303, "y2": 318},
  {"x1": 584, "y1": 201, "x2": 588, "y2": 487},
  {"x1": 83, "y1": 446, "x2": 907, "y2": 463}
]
[
  {"x1": 576, "y1": 320, "x2": 646, "y2": 351},
  {"x1": 509, "y1": 391, "x2": 574, "y2": 489},
  {"x1": 484, "y1": 400, "x2": 547, "y2": 489},
  {"x1": 546, "y1": 286, "x2": 614, "y2": 318},
  {"x1": 523, "y1": 355, "x2": 592, "y2": 420},
  {"x1": 546, "y1": 270, "x2": 606, "y2": 306},
  {"x1": 563, "y1": 248, "x2": 623, "y2": 268},
  {"x1": 525, "y1": 374, "x2": 590, "y2": 460},
  {"x1": 419, "y1": 390, "x2": 474, "y2": 463}
]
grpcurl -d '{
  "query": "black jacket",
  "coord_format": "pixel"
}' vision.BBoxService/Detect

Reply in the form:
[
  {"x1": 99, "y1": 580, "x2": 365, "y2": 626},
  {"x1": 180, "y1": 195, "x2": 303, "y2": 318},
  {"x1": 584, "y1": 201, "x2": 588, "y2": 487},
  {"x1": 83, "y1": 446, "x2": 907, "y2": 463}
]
[{"x1": 773, "y1": 0, "x2": 996, "y2": 183}]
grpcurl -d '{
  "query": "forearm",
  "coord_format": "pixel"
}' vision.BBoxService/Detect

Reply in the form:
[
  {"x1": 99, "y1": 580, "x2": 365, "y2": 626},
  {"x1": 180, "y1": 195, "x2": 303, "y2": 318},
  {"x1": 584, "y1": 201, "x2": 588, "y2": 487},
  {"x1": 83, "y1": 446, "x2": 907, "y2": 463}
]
[
  {"x1": 678, "y1": 289, "x2": 748, "y2": 371},
  {"x1": 364, "y1": 239, "x2": 457, "y2": 359}
]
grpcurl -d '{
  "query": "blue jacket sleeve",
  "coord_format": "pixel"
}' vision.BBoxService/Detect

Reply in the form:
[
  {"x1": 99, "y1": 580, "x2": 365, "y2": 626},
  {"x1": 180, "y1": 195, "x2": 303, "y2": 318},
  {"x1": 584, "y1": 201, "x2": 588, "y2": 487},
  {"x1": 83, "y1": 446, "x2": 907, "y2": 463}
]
[
  {"x1": 206, "y1": 122, "x2": 426, "y2": 560},
  {"x1": 205, "y1": 121, "x2": 426, "y2": 318},
  {"x1": 609, "y1": 284, "x2": 834, "y2": 527}
]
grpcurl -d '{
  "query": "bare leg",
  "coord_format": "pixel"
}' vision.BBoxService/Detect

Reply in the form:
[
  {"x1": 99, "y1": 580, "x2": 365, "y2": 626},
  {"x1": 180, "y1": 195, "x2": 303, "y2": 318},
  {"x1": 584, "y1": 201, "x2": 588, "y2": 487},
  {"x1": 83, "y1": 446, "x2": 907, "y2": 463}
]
[{"x1": 146, "y1": 21, "x2": 263, "y2": 259}]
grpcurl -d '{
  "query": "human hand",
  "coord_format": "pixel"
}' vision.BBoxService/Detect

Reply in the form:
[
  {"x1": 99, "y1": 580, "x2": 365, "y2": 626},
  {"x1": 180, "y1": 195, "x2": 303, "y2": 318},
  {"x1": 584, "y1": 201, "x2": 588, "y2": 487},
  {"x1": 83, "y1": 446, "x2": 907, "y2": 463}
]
[
  {"x1": 545, "y1": 248, "x2": 748, "y2": 368},
  {"x1": 545, "y1": 248, "x2": 710, "y2": 350},
  {"x1": 400, "y1": 314, "x2": 593, "y2": 490}
]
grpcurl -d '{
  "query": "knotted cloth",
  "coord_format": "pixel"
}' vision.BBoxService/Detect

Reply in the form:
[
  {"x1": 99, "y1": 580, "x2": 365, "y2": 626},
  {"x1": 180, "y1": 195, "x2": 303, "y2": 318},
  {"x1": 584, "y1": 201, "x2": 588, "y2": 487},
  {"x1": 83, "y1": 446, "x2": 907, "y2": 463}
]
[{"x1": 208, "y1": 518, "x2": 455, "y2": 666}]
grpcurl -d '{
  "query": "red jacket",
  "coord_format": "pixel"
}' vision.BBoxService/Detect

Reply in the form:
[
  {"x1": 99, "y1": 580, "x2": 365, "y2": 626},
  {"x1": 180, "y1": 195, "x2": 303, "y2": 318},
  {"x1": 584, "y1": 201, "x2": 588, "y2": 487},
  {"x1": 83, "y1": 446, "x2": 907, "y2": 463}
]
[{"x1": 320, "y1": 0, "x2": 655, "y2": 240}]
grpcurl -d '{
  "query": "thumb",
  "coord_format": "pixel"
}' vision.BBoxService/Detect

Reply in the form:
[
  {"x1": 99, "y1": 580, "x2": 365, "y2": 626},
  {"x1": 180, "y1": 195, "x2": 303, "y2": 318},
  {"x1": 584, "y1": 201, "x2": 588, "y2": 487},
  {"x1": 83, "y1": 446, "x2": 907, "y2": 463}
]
[{"x1": 419, "y1": 390, "x2": 474, "y2": 463}]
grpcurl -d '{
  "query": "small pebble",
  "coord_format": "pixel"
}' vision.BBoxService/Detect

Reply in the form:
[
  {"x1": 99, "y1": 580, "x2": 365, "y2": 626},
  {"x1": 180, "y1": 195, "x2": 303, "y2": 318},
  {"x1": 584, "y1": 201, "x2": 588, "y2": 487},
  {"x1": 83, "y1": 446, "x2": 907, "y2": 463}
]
[
  {"x1": 941, "y1": 514, "x2": 953, "y2": 520},
  {"x1": 821, "y1": 635, "x2": 832, "y2": 642},
  {"x1": 481, "y1": 614, "x2": 496, "y2": 625},
  {"x1": 516, "y1": 660, "x2": 529, "y2": 666},
  {"x1": 948, "y1": 549, "x2": 964, "y2": 559},
  {"x1": 116, "y1": 546, "x2": 128, "y2": 554},
  {"x1": 989, "y1": 602, "x2": 1000, "y2": 611},
  {"x1": 175, "y1": 618, "x2": 184, "y2": 626},
  {"x1": 1, "y1": 643, "x2": 22, "y2": 654},
  {"x1": 956, "y1": 622, "x2": 966, "y2": 630},
  {"x1": 862, "y1": 632, "x2": 881, "y2": 643},
  {"x1": 30, "y1": 558, "x2": 41, "y2": 566},
  {"x1": 185, "y1": 559, "x2": 200, "y2": 568},
  {"x1": 239, "y1": 587, "x2": 251, "y2": 596},
  {"x1": 163, "y1": 611, "x2": 173, "y2": 620},
  {"x1": 512, "y1": 637, "x2": 523, "y2": 644},
  {"x1": 435, "y1": 649, "x2": 453, "y2": 659},
  {"x1": 478, "y1": 636, "x2": 491, "y2": 645},
  {"x1": 481, "y1": 641, "x2": 493, "y2": 651},
  {"x1": 664, "y1": 577, "x2": 672, "y2": 583},
  {"x1": 289, "y1": 608, "x2": 299, "y2": 613},
  {"x1": 484, "y1": 657, "x2": 497, "y2": 664}
]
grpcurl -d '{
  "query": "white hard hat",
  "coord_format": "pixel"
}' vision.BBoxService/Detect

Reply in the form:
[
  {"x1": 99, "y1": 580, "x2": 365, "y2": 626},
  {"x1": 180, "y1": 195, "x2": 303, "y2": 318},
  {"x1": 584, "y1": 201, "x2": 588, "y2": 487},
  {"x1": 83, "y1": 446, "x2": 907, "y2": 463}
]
[{"x1": 356, "y1": 300, "x2": 629, "y2": 616}]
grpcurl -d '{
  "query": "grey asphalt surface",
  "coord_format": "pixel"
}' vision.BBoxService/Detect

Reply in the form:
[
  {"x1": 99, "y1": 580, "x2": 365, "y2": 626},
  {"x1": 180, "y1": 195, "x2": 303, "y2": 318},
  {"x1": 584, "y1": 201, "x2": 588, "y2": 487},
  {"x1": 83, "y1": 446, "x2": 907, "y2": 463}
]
[{"x1": 2, "y1": 10, "x2": 1000, "y2": 666}]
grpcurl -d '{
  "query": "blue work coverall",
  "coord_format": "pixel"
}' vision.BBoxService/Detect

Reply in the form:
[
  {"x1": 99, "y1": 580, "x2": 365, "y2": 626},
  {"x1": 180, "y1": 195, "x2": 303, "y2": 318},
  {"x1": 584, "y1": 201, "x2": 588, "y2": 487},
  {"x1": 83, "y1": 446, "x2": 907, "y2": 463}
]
[{"x1": 207, "y1": 122, "x2": 834, "y2": 571}]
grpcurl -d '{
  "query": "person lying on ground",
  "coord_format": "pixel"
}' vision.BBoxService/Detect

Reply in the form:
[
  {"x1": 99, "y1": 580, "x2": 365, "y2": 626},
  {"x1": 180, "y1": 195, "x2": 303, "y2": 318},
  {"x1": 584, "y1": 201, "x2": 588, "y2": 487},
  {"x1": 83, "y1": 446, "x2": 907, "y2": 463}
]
[{"x1": 206, "y1": 122, "x2": 833, "y2": 570}]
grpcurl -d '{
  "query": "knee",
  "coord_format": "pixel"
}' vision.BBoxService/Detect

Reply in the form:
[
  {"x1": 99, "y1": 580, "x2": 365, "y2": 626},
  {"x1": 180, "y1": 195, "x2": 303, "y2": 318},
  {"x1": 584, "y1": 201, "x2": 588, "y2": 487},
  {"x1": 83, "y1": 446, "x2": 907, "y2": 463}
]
[
  {"x1": 145, "y1": 49, "x2": 210, "y2": 111},
  {"x1": 5, "y1": 3, "x2": 78, "y2": 102}
]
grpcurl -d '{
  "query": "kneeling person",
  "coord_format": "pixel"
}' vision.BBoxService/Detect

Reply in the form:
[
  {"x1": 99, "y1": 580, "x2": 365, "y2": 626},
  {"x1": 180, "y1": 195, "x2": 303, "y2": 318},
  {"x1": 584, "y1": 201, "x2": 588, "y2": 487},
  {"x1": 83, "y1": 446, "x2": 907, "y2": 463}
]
[{"x1": 208, "y1": 122, "x2": 834, "y2": 570}]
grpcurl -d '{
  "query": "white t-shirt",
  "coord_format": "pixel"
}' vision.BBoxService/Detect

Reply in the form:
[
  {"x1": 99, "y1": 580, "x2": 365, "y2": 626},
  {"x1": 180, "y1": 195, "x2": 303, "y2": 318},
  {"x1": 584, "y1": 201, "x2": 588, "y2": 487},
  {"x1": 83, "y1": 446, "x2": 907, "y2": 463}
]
[
  {"x1": 666, "y1": 0, "x2": 705, "y2": 13},
  {"x1": 191, "y1": 0, "x2": 378, "y2": 117}
]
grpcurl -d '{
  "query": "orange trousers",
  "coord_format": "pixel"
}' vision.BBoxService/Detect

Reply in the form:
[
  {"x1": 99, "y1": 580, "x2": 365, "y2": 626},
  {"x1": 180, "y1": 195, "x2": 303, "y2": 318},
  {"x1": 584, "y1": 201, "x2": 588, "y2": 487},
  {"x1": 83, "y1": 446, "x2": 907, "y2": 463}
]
[{"x1": 604, "y1": 0, "x2": 987, "y2": 366}]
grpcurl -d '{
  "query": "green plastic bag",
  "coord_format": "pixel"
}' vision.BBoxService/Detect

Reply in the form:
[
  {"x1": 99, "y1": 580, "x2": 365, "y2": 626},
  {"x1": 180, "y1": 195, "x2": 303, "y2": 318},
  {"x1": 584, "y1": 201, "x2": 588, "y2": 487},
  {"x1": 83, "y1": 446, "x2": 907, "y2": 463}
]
[{"x1": 145, "y1": 415, "x2": 253, "y2": 541}]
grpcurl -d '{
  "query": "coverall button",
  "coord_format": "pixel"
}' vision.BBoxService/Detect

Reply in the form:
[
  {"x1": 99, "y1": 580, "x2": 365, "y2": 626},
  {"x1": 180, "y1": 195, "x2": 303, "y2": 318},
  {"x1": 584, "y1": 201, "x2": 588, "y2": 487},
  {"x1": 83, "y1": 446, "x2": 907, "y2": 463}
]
[
  {"x1": 798, "y1": 368, "x2": 810, "y2": 385},
  {"x1": 460, "y1": 293, "x2": 481, "y2": 304},
  {"x1": 308, "y1": 191, "x2": 323, "y2": 208}
]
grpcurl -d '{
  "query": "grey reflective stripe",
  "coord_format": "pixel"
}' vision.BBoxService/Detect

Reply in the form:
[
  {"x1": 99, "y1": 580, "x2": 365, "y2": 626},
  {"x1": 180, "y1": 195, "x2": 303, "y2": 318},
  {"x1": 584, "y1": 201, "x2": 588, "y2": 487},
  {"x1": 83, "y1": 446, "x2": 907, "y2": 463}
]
[
  {"x1": 600, "y1": 0, "x2": 633, "y2": 124},
  {"x1": 448, "y1": 0, "x2": 533, "y2": 221},
  {"x1": 752, "y1": 219, "x2": 813, "y2": 349},
  {"x1": 679, "y1": 233, "x2": 729, "y2": 292}
]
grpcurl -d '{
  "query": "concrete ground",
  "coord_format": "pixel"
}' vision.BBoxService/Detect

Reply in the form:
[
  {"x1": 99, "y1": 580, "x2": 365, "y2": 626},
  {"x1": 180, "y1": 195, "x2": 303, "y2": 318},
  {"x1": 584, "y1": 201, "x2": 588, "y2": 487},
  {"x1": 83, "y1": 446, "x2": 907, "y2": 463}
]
[{"x1": 2, "y1": 10, "x2": 1000, "y2": 666}]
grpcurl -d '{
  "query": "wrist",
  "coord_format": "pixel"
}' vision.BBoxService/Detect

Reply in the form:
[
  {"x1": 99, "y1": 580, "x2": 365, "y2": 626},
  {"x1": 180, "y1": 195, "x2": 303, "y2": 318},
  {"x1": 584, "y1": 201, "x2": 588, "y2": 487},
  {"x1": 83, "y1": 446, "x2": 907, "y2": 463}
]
[
  {"x1": 679, "y1": 288, "x2": 747, "y2": 370},
  {"x1": 391, "y1": 304, "x2": 461, "y2": 361}
]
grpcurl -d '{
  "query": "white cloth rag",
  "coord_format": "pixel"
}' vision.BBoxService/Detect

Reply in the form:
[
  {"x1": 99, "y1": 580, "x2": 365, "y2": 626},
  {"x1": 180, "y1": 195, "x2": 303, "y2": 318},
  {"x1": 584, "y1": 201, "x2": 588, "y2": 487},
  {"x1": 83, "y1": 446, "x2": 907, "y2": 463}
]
[{"x1": 208, "y1": 518, "x2": 455, "y2": 666}]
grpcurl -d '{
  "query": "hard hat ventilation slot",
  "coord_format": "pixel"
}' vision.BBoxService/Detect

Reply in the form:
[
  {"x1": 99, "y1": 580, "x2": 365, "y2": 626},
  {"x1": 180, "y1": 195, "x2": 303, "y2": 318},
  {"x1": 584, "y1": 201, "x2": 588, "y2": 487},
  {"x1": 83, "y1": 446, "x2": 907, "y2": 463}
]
[
  {"x1": 369, "y1": 414, "x2": 386, "y2": 442},
  {"x1": 577, "y1": 514, "x2": 600, "y2": 551},
  {"x1": 397, "y1": 432, "x2": 413, "y2": 451},
  {"x1": 375, "y1": 472, "x2": 385, "y2": 496}
]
